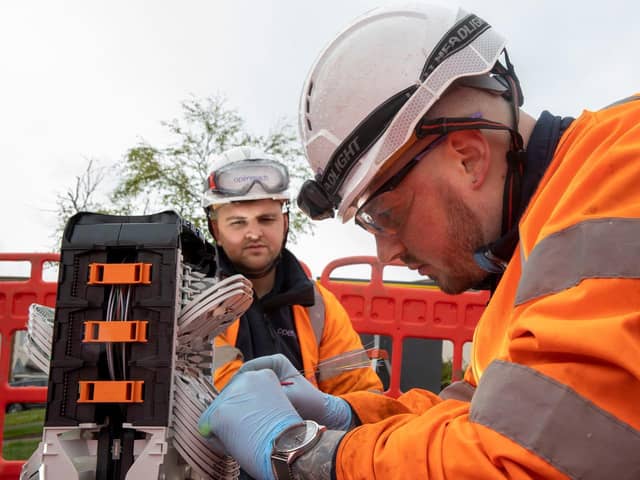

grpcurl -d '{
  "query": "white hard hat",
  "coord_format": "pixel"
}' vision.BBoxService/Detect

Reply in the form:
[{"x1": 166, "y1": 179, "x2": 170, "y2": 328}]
[
  {"x1": 202, "y1": 146, "x2": 290, "y2": 209},
  {"x1": 297, "y1": 3, "x2": 511, "y2": 222}
]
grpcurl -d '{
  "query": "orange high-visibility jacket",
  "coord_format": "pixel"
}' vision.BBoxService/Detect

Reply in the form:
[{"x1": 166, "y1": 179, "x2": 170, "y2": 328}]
[
  {"x1": 335, "y1": 96, "x2": 640, "y2": 479},
  {"x1": 214, "y1": 281, "x2": 382, "y2": 395}
]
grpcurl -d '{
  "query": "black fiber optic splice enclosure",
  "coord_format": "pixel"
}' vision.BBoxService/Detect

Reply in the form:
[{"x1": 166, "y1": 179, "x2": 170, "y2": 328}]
[{"x1": 45, "y1": 210, "x2": 215, "y2": 427}]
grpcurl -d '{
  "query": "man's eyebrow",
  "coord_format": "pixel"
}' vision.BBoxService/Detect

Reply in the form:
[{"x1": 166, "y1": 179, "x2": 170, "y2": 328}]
[{"x1": 224, "y1": 212, "x2": 279, "y2": 221}]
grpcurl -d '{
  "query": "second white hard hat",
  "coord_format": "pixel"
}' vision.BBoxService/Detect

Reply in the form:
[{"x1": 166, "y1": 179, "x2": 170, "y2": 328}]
[{"x1": 202, "y1": 146, "x2": 290, "y2": 209}]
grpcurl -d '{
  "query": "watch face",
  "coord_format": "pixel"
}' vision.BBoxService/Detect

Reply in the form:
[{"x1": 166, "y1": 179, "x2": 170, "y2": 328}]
[{"x1": 274, "y1": 422, "x2": 319, "y2": 452}]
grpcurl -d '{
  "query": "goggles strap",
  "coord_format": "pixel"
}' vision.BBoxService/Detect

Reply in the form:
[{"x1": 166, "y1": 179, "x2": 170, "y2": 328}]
[{"x1": 492, "y1": 49, "x2": 524, "y2": 109}]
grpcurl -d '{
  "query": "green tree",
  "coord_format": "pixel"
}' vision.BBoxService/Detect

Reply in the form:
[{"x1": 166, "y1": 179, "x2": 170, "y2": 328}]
[{"x1": 56, "y1": 95, "x2": 313, "y2": 243}]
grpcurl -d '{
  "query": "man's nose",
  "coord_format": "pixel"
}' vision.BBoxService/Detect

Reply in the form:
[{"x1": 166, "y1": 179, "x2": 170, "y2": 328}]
[
  {"x1": 375, "y1": 235, "x2": 405, "y2": 263},
  {"x1": 245, "y1": 222, "x2": 262, "y2": 240}
]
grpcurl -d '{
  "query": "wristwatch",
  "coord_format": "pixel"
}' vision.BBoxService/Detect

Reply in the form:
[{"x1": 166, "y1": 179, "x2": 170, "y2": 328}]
[{"x1": 271, "y1": 420, "x2": 327, "y2": 480}]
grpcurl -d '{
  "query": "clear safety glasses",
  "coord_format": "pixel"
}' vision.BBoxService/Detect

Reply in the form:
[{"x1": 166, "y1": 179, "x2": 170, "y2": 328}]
[
  {"x1": 354, "y1": 135, "x2": 446, "y2": 237},
  {"x1": 205, "y1": 159, "x2": 289, "y2": 196}
]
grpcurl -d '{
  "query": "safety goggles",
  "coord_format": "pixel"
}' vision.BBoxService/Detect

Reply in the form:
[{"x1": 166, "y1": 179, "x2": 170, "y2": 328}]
[
  {"x1": 205, "y1": 159, "x2": 289, "y2": 196},
  {"x1": 354, "y1": 114, "x2": 525, "y2": 238},
  {"x1": 354, "y1": 134, "x2": 446, "y2": 237}
]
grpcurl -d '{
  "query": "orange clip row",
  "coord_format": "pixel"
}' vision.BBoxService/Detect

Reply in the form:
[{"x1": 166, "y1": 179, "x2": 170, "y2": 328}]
[
  {"x1": 83, "y1": 321, "x2": 148, "y2": 343},
  {"x1": 88, "y1": 263, "x2": 152, "y2": 285},
  {"x1": 78, "y1": 380, "x2": 144, "y2": 403}
]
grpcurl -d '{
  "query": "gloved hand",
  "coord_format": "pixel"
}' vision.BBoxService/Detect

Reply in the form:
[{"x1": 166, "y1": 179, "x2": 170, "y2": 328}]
[
  {"x1": 198, "y1": 369, "x2": 301, "y2": 480},
  {"x1": 238, "y1": 353, "x2": 353, "y2": 431}
]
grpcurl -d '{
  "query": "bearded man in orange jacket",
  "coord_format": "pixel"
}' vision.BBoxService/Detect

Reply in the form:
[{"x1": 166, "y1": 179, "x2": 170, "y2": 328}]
[
  {"x1": 203, "y1": 146, "x2": 381, "y2": 399},
  {"x1": 198, "y1": 5, "x2": 640, "y2": 480}
]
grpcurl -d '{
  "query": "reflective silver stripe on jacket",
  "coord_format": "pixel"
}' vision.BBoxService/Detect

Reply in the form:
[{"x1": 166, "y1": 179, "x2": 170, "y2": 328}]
[
  {"x1": 309, "y1": 286, "x2": 374, "y2": 383},
  {"x1": 516, "y1": 218, "x2": 640, "y2": 305},
  {"x1": 470, "y1": 360, "x2": 640, "y2": 479},
  {"x1": 309, "y1": 283, "x2": 326, "y2": 346},
  {"x1": 439, "y1": 380, "x2": 475, "y2": 402},
  {"x1": 214, "y1": 285, "x2": 325, "y2": 373},
  {"x1": 603, "y1": 94, "x2": 640, "y2": 109}
]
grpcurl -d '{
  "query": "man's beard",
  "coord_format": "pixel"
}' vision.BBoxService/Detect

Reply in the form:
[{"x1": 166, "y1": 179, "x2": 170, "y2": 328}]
[
  {"x1": 234, "y1": 251, "x2": 281, "y2": 279},
  {"x1": 404, "y1": 184, "x2": 488, "y2": 294}
]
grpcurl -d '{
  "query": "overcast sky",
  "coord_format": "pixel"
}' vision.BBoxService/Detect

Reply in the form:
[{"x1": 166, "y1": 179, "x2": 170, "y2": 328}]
[{"x1": 1, "y1": 0, "x2": 638, "y2": 279}]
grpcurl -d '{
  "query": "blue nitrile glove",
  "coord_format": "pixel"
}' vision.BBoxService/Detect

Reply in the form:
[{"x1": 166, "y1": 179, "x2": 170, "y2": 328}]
[
  {"x1": 238, "y1": 353, "x2": 353, "y2": 431},
  {"x1": 198, "y1": 369, "x2": 301, "y2": 480}
]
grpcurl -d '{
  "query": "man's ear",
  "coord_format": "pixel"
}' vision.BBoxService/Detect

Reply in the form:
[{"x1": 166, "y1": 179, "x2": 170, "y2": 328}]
[
  {"x1": 446, "y1": 129, "x2": 491, "y2": 189},
  {"x1": 209, "y1": 218, "x2": 221, "y2": 246},
  {"x1": 282, "y1": 212, "x2": 289, "y2": 235}
]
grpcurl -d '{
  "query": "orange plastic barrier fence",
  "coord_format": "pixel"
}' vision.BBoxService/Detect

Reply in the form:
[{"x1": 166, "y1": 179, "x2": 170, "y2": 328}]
[
  {"x1": 319, "y1": 256, "x2": 489, "y2": 398},
  {"x1": 0, "y1": 253, "x2": 489, "y2": 477},
  {"x1": 0, "y1": 253, "x2": 59, "y2": 479}
]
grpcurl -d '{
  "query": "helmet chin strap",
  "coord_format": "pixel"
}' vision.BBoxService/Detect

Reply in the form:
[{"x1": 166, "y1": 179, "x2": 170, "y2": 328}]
[{"x1": 472, "y1": 51, "x2": 527, "y2": 279}]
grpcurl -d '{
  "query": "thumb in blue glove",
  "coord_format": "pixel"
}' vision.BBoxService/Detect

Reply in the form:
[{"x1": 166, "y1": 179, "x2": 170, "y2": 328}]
[
  {"x1": 238, "y1": 354, "x2": 353, "y2": 431},
  {"x1": 198, "y1": 369, "x2": 301, "y2": 480}
]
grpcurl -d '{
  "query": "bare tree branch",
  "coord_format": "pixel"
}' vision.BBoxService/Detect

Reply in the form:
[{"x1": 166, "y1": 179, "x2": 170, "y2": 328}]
[{"x1": 54, "y1": 95, "x2": 314, "y2": 245}]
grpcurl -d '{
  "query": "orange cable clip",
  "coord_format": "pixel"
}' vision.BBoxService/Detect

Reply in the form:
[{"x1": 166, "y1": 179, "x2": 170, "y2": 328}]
[
  {"x1": 88, "y1": 263, "x2": 152, "y2": 285},
  {"x1": 78, "y1": 380, "x2": 144, "y2": 403},
  {"x1": 83, "y1": 321, "x2": 148, "y2": 343}
]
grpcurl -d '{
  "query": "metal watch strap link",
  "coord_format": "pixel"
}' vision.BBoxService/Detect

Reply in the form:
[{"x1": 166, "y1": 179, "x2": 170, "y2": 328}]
[{"x1": 272, "y1": 454, "x2": 296, "y2": 480}]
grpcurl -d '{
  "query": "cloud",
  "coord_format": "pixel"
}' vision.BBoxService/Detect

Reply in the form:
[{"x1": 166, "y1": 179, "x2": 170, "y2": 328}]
[{"x1": 2, "y1": 0, "x2": 638, "y2": 274}]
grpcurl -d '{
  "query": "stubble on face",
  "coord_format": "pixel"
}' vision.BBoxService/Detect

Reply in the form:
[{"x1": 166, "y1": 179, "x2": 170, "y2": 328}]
[
  {"x1": 215, "y1": 200, "x2": 286, "y2": 276},
  {"x1": 406, "y1": 183, "x2": 488, "y2": 294}
]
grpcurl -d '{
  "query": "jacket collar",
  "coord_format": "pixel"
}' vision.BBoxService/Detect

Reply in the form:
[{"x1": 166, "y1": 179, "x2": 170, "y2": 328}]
[{"x1": 217, "y1": 247, "x2": 315, "y2": 310}]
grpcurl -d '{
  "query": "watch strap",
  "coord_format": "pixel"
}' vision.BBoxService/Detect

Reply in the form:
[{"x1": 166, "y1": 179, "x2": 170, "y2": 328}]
[{"x1": 272, "y1": 454, "x2": 295, "y2": 480}]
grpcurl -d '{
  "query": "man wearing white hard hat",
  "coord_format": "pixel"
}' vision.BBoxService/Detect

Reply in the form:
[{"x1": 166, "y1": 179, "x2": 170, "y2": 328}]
[
  {"x1": 199, "y1": 5, "x2": 640, "y2": 480},
  {"x1": 202, "y1": 146, "x2": 381, "y2": 425}
]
